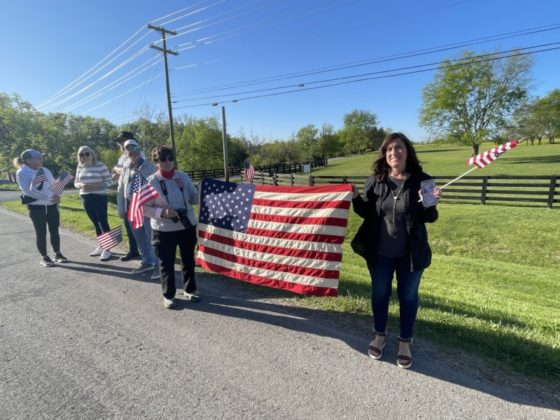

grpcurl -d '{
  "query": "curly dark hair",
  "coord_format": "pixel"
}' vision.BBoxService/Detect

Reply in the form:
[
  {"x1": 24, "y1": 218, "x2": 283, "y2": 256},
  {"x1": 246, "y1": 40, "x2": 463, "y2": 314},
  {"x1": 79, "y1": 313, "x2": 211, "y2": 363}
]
[
  {"x1": 373, "y1": 132, "x2": 422, "y2": 179},
  {"x1": 151, "y1": 145, "x2": 174, "y2": 163}
]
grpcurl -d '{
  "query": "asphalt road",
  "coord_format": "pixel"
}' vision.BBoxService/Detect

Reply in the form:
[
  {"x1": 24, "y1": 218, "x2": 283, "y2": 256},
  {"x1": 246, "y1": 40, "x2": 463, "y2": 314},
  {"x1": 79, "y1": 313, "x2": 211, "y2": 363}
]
[{"x1": 0, "y1": 204, "x2": 558, "y2": 419}]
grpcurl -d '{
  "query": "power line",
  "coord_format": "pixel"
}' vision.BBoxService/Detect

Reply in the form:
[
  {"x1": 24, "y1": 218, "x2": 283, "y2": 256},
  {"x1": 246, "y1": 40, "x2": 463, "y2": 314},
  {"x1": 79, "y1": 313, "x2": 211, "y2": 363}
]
[
  {"x1": 172, "y1": 22, "x2": 560, "y2": 99},
  {"x1": 174, "y1": 44, "x2": 560, "y2": 109}
]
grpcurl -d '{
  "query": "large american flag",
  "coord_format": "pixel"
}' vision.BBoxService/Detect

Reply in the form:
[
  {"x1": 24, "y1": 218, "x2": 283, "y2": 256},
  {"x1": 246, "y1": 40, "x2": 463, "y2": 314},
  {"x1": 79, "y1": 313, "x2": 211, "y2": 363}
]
[
  {"x1": 467, "y1": 140, "x2": 519, "y2": 168},
  {"x1": 48, "y1": 171, "x2": 74, "y2": 195},
  {"x1": 127, "y1": 174, "x2": 159, "y2": 229},
  {"x1": 243, "y1": 161, "x2": 255, "y2": 183},
  {"x1": 97, "y1": 225, "x2": 122, "y2": 250},
  {"x1": 196, "y1": 178, "x2": 353, "y2": 296}
]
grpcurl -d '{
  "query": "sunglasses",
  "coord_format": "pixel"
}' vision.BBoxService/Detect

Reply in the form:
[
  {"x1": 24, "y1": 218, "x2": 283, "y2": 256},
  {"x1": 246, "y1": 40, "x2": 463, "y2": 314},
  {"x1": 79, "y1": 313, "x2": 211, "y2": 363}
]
[
  {"x1": 79, "y1": 152, "x2": 90, "y2": 157},
  {"x1": 157, "y1": 156, "x2": 174, "y2": 162}
]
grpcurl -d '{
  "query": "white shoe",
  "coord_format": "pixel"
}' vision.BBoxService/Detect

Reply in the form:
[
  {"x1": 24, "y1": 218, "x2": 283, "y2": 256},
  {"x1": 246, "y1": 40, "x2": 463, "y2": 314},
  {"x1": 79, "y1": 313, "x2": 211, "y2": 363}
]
[
  {"x1": 163, "y1": 297, "x2": 175, "y2": 309},
  {"x1": 182, "y1": 290, "x2": 201, "y2": 302},
  {"x1": 89, "y1": 246, "x2": 102, "y2": 257},
  {"x1": 99, "y1": 249, "x2": 112, "y2": 261}
]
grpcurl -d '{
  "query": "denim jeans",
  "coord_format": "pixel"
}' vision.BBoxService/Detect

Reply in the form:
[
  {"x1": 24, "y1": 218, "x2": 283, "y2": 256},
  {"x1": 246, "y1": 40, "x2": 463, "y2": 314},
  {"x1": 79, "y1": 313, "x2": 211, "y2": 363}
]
[
  {"x1": 132, "y1": 217, "x2": 157, "y2": 266},
  {"x1": 81, "y1": 194, "x2": 110, "y2": 236},
  {"x1": 123, "y1": 218, "x2": 139, "y2": 255},
  {"x1": 368, "y1": 254, "x2": 424, "y2": 339}
]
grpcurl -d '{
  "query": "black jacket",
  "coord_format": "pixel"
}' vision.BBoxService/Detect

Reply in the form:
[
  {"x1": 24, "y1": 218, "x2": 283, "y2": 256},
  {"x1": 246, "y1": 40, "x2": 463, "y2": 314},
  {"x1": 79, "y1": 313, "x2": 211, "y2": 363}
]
[{"x1": 352, "y1": 171, "x2": 438, "y2": 271}]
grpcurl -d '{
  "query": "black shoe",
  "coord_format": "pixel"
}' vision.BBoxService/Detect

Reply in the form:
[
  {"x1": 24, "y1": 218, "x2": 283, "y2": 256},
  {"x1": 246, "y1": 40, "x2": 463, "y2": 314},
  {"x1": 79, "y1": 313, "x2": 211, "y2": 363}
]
[
  {"x1": 120, "y1": 252, "x2": 140, "y2": 262},
  {"x1": 54, "y1": 253, "x2": 68, "y2": 263},
  {"x1": 41, "y1": 256, "x2": 55, "y2": 267}
]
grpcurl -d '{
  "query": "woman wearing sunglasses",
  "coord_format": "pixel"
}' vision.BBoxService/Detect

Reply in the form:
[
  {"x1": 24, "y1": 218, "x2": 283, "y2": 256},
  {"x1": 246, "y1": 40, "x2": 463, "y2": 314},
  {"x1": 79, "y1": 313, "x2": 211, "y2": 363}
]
[
  {"x1": 144, "y1": 146, "x2": 199, "y2": 309},
  {"x1": 74, "y1": 146, "x2": 114, "y2": 261}
]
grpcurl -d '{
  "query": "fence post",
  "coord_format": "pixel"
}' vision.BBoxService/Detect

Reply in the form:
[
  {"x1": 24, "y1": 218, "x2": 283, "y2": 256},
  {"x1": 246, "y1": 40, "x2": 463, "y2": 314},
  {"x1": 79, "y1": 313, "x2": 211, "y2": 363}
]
[
  {"x1": 309, "y1": 175, "x2": 314, "y2": 186},
  {"x1": 342, "y1": 176, "x2": 348, "y2": 184},
  {"x1": 481, "y1": 176, "x2": 488, "y2": 205},
  {"x1": 290, "y1": 173, "x2": 294, "y2": 186},
  {"x1": 548, "y1": 175, "x2": 557, "y2": 208}
]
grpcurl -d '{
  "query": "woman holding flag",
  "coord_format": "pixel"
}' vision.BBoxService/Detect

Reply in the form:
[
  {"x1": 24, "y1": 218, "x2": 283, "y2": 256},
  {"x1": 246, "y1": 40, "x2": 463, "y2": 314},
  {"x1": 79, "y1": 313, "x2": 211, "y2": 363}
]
[
  {"x1": 74, "y1": 146, "x2": 114, "y2": 261},
  {"x1": 351, "y1": 132, "x2": 441, "y2": 369},
  {"x1": 13, "y1": 149, "x2": 67, "y2": 267},
  {"x1": 144, "y1": 146, "x2": 199, "y2": 309}
]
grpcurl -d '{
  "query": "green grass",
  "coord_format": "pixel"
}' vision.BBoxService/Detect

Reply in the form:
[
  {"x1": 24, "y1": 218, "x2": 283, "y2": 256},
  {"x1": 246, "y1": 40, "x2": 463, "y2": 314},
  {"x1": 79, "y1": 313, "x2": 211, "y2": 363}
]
[
  {"x1": 0, "y1": 183, "x2": 20, "y2": 191},
  {"x1": 315, "y1": 142, "x2": 560, "y2": 176},
  {"x1": 2, "y1": 143, "x2": 559, "y2": 386}
]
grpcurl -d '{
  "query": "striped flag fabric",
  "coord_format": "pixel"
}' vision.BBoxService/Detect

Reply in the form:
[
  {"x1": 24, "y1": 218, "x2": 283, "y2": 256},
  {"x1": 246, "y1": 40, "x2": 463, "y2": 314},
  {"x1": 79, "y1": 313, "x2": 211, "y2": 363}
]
[
  {"x1": 32, "y1": 168, "x2": 48, "y2": 187},
  {"x1": 243, "y1": 161, "x2": 255, "y2": 183},
  {"x1": 97, "y1": 226, "x2": 122, "y2": 250},
  {"x1": 196, "y1": 178, "x2": 353, "y2": 297},
  {"x1": 128, "y1": 173, "x2": 159, "y2": 229},
  {"x1": 48, "y1": 171, "x2": 74, "y2": 195},
  {"x1": 467, "y1": 140, "x2": 519, "y2": 168}
]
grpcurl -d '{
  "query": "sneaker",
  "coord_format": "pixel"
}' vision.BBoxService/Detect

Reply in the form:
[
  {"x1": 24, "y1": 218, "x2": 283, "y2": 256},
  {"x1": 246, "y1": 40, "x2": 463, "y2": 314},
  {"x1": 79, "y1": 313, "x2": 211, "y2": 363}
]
[
  {"x1": 150, "y1": 266, "x2": 161, "y2": 280},
  {"x1": 182, "y1": 290, "x2": 201, "y2": 302},
  {"x1": 120, "y1": 252, "x2": 140, "y2": 262},
  {"x1": 41, "y1": 256, "x2": 55, "y2": 267},
  {"x1": 99, "y1": 249, "x2": 112, "y2": 261},
  {"x1": 54, "y1": 253, "x2": 68, "y2": 263},
  {"x1": 131, "y1": 263, "x2": 154, "y2": 275},
  {"x1": 163, "y1": 297, "x2": 176, "y2": 309},
  {"x1": 89, "y1": 247, "x2": 102, "y2": 257}
]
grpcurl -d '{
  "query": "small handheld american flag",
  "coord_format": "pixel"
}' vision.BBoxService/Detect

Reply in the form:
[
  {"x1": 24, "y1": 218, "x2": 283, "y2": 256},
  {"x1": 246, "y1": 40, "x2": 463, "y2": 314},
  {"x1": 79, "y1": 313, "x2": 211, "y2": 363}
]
[
  {"x1": 243, "y1": 161, "x2": 255, "y2": 183},
  {"x1": 32, "y1": 168, "x2": 48, "y2": 187},
  {"x1": 97, "y1": 226, "x2": 122, "y2": 250},
  {"x1": 467, "y1": 140, "x2": 519, "y2": 168},
  {"x1": 49, "y1": 171, "x2": 74, "y2": 195},
  {"x1": 127, "y1": 173, "x2": 159, "y2": 229}
]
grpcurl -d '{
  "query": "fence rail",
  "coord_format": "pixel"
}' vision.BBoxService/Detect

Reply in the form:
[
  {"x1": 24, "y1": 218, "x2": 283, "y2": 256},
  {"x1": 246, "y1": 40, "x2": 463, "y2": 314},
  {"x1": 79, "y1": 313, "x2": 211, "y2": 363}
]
[{"x1": 309, "y1": 175, "x2": 559, "y2": 208}]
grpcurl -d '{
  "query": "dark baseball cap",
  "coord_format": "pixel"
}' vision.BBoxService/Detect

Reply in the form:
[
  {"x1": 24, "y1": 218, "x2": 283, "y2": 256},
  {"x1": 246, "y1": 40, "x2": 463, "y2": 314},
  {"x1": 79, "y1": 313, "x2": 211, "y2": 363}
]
[{"x1": 115, "y1": 131, "x2": 135, "y2": 143}]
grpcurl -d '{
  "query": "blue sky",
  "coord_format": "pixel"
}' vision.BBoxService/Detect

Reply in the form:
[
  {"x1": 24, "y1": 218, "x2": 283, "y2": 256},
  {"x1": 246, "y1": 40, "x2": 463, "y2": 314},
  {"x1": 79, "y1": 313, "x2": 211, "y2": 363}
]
[{"x1": 1, "y1": 0, "x2": 560, "y2": 142}]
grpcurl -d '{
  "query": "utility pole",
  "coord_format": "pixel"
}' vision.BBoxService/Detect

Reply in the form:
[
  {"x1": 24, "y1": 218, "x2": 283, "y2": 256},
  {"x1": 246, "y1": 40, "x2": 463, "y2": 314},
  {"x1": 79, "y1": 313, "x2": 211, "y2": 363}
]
[
  {"x1": 221, "y1": 106, "x2": 229, "y2": 181},
  {"x1": 148, "y1": 24, "x2": 178, "y2": 159}
]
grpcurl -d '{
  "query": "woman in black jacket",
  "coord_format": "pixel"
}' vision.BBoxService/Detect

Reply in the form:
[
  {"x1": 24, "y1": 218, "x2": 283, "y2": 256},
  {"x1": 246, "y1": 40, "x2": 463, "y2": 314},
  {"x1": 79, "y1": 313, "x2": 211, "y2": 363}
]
[{"x1": 351, "y1": 132, "x2": 441, "y2": 368}]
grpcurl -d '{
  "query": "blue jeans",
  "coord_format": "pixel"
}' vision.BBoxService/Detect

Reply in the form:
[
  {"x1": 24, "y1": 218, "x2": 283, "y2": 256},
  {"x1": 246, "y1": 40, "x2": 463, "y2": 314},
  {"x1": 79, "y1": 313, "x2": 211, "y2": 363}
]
[
  {"x1": 368, "y1": 254, "x2": 424, "y2": 339},
  {"x1": 81, "y1": 194, "x2": 110, "y2": 236},
  {"x1": 132, "y1": 217, "x2": 157, "y2": 266}
]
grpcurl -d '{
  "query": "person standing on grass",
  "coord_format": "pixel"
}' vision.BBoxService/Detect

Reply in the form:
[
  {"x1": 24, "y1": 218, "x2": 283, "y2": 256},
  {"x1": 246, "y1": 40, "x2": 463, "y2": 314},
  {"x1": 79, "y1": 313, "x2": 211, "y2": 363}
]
[
  {"x1": 116, "y1": 138, "x2": 159, "y2": 279},
  {"x1": 14, "y1": 149, "x2": 68, "y2": 267},
  {"x1": 351, "y1": 132, "x2": 441, "y2": 369},
  {"x1": 144, "y1": 146, "x2": 200, "y2": 309},
  {"x1": 74, "y1": 146, "x2": 113, "y2": 261},
  {"x1": 112, "y1": 131, "x2": 140, "y2": 262}
]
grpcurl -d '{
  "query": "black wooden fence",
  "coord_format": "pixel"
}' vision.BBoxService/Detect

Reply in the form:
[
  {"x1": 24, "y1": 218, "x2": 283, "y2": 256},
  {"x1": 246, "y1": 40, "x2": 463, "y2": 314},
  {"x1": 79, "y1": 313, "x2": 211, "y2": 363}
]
[{"x1": 308, "y1": 175, "x2": 559, "y2": 208}]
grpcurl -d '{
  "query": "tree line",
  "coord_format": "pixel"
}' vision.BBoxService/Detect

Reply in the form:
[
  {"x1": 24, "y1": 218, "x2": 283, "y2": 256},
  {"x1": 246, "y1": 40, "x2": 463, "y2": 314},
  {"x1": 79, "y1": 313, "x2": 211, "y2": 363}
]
[{"x1": 0, "y1": 92, "x2": 385, "y2": 177}]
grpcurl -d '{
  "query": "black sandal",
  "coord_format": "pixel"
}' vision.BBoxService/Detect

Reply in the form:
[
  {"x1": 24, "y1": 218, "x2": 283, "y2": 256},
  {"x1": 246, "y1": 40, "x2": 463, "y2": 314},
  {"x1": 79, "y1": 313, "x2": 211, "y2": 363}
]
[
  {"x1": 367, "y1": 332, "x2": 386, "y2": 360},
  {"x1": 397, "y1": 337, "x2": 413, "y2": 369}
]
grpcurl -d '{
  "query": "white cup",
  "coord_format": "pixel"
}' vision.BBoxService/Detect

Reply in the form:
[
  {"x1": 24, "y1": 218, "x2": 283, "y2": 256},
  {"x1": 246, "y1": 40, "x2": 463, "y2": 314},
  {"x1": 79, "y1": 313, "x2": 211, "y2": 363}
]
[{"x1": 420, "y1": 179, "x2": 438, "y2": 207}]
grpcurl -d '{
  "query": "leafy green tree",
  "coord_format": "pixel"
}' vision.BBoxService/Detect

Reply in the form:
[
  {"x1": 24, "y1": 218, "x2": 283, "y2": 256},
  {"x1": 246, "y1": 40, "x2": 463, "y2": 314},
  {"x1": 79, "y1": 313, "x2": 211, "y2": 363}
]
[
  {"x1": 317, "y1": 123, "x2": 341, "y2": 160},
  {"x1": 339, "y1": 110, "x2": 381, "y2": 154},
  {"x1": 295, "y1": 124, "x2": 318, "y2": 161},
  {"x1": 177, "y1": 116, "x2": 224, "y2": 170},
  {"x1": 420, "y1": 50, "x2": 532, "y2": 155},
  {"x1": 532, "y1": 89, "x2": 560, "y2": 144}
]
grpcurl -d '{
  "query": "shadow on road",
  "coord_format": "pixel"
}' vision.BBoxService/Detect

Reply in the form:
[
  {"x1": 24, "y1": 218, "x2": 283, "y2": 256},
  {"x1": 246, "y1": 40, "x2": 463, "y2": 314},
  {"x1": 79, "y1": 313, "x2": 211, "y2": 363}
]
[{"x1": 186, "y1": 272, "x2": 559, "y2": 411}]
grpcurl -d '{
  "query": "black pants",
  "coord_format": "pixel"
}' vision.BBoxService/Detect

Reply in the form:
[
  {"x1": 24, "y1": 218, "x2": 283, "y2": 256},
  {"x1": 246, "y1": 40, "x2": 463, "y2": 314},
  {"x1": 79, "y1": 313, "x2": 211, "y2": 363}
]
[
  {"x1": 81, "y1": 194, "x2": 110, "y2": 236},
  {"x1": 28, "y1": 204, "x2": 60, "y2": 257},
  {"x1": 152, "y1": 228, "x2": 197, "y2": 299}
]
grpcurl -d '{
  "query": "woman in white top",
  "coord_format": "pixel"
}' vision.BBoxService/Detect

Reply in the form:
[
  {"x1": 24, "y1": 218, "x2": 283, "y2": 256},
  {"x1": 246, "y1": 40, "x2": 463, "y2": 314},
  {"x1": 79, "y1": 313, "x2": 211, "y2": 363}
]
[
  {"x1": 14, "y1": 149, "x2": 67, "y2": 267},
  {"x1": 74, "y1": 146, "x2": 113, "y2": 261}
]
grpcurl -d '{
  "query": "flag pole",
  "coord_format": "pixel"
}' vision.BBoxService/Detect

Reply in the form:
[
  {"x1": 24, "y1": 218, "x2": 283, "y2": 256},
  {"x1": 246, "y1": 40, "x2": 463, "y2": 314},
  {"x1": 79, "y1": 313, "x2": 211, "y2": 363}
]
[{"x1": 439, "y1": 166, "x2": 478, "y2": 189}]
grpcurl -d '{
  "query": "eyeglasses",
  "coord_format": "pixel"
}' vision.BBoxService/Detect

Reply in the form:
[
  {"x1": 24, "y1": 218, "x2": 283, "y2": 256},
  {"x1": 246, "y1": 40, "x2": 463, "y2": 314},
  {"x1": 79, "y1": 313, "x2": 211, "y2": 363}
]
[
  {"x1": 157, "y1": 156, "x2": 174, "y2": 162},
  {"x1": 79, "y1": 152, "x2": 90, "y2": 158}
]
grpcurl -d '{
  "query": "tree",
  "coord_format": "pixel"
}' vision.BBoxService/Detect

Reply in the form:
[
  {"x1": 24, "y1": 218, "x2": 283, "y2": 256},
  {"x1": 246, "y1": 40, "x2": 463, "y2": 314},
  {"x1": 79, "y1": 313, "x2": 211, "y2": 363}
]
[
  {"x1": 339, "y1": 110, "x2": 382, "y2": 154},
  {"x1": 316, "y1": 123, "x2": 342, "y2": 161},
  {"x1": 532, "y1": 89, "x2": 560, "y2": 144},
  {"x1": 420, "y1": 50, "x2": 532, "y2": 155},
  {"x1": 295, "y1": 124, "x2": 318, "y2": 161}
]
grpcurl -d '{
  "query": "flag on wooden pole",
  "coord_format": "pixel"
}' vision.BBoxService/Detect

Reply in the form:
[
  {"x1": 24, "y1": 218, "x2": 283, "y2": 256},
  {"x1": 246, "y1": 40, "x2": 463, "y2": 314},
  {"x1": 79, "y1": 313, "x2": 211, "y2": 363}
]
[
  {"x1": 196, "y1": 178, "x2": 353, "y2": 297},
  {"x1": 467, "y1": 140, "x2": 519, "y2": 168}
]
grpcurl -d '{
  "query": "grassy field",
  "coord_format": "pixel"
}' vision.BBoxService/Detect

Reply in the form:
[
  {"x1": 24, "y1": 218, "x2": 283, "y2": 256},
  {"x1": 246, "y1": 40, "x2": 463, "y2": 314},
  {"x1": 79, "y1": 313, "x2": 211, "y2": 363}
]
[
  {"x1": 2, "y1": 142, "x2": 559, "y2": 386},
  {"x1": 314, "y1": 142, "x2": 560, "y2": 176}
]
